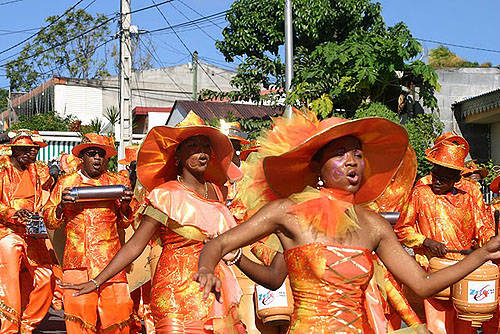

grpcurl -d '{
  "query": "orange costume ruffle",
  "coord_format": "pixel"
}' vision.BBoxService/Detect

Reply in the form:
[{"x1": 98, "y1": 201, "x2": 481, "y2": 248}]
[{"x1": 139, "y1": 180, "x2": 244, "y2": 333}]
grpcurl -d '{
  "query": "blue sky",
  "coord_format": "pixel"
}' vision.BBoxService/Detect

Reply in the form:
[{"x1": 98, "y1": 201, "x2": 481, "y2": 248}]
[{"x1": 0, "y1": 0, "x2": 499, "y2": 90}]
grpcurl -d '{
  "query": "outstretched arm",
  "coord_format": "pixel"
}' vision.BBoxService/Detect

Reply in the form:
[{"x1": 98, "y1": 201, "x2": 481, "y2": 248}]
[
  {"x1": 374, "y1": 212, "x2": 500, "y2": 298},
  {"x1": 195, "y1": 199, "x2": 291, "y2": 298},
  {"x1": 59, "y1": 215, "x2": 160, "y2": 295}
]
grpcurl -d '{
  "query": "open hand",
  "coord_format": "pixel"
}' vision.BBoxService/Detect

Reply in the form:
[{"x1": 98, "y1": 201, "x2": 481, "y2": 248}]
[
  {"x1": 193, "y1": 267, "x2": 222, "y2": 302},
  {"x1": 423, "y1": 238, "x2": 447, "y2": 257},
  {"x1": 57, "y1": 280, "x2": 98, "y2": 296}
]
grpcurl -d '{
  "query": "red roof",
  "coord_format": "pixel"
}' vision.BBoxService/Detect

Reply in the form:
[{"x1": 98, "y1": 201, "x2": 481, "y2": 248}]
[{"x1": 132, "y1": 106, "x2": 172, "y2": 115}]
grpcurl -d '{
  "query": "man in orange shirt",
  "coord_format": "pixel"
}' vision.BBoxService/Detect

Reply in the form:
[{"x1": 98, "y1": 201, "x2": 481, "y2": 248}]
[
  {"x1": 395, "y1": 135, "x2": 495, "y2": 333},
  {"x1": 43, "y1": 133, "x2": 134, "y2": 334},
  {"x1": 0, "y1": 129, "x2": 54, "y2": 334}
]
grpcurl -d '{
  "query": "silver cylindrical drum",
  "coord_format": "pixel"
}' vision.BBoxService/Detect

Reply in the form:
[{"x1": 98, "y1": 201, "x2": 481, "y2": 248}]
[{"x1": 68, "y1": 185, "x2": 127, "y2": 202}]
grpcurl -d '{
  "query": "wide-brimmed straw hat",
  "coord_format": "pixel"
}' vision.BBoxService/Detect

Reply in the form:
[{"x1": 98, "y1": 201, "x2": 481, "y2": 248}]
[
  {"x1": 118, "y1": 145, "x2": 139, "y2": 165},
  {"x1": 219, "y1": 120, "x2": 251, "y2": 145},
  {"x1": 263, "y1": 117, "x2": 409, "y2": 204},
  {"x1": 8, "y1": 129, "x2": 48, "y2": 148},
  {"x1": 72, "y1": 133, "x2": 117, "y2": 159},
  {"x1": 461, "y1": 160, "x2": 488, "y2": 179},
  {"x1": 137, "y1": 111, "x2": 234, "y2": 192},
  {"x1": 425, "y1": 136, "x2": 468, "y2": 171}
]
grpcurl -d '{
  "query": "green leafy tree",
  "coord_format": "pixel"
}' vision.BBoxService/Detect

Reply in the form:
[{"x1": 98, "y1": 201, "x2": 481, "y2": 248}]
[
  {"x1": 9, "y1": 111, "x2": 76, "y2": 131},
  {"x1": 0, "y1": 89, "x2": 8, "y2": 112},
  {"x1": 203, "y1": 0, "x2": 439, "y2": 116},
  {"x1": 6, "y1": 9, "x2": 112, "y2": 91},
  {"x1": 428, "y1": 45, "x2": 492, "y2": 68}
]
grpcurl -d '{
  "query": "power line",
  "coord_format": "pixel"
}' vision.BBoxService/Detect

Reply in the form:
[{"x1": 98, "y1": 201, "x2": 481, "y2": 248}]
[
  {"x1": 150, "y1": 0, "x2": 223, "y2": 92},
  {"x1": 0, "y1": 28, "x2": 41, "y2": 36},
  {"x1": 0, "y1": 16, "x2": 116, "y2": 66},
  {"x1": 129, "y1": 0, "x2": 174, "y2": 15},
  {"x1": 416, "y1": 38, "x2": 500, "y2": 55},
  {"x1": 145, "y1": 10, "x2": 228, "y2": 34},
  {"x1": 0, "y1": 0, "x2": 85, "y2": 57},
  {"x1": 168, "y1": 2, "x2": 216, "y2": 42},
  {"x1": 0, "y1": 0, "x2": 23, "y2": 6}
]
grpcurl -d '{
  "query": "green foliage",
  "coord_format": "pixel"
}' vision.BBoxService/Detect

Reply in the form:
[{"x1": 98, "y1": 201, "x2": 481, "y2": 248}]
[
  {"x1": 350, "y1": 102, "x2": 443, "y2": 179},
  {"x1": 0, "y1": 89, "x2": 8, "y2": 112},
  {"x1": 207, "y1": 0, "x2": 439, "y2": 116},
  {"x1": 6, "y1": 9, "x2": 111, "y2": 91},
  {"x1": 428, "y1": 45, "x2": 492, "y2": 68},
  {"x1": 478, "y1": 160, "x2": 497, "y2": 186},
  {"x1": 78, "y1": 118, "x2": 104, "y2": 136},
  {"x1": 9, "y1": 111, "x2": 76, "y2": 131}
]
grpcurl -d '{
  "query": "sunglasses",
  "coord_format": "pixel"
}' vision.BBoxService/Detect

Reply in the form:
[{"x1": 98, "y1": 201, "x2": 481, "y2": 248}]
[{"x1": 83, "y1": 150, "x2": 106, "y2": 158}]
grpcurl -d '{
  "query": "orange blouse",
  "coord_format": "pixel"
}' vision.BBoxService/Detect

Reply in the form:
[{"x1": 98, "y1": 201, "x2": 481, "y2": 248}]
[
  {"x1": 285, "y1": 242, "x2": 374, "y2": 334},
  {"x1": 395, "y1": 175, "x2": 494, "y2": 268},
  {"x1": 43, "y1": 170, "x2": 132, "y2": 282},
  {"x1": 141, "y1": 180, "x2": 242, "y2": 332},
  {"x1": 0, "y1": 156, "x2": 53, "y2": 266}
]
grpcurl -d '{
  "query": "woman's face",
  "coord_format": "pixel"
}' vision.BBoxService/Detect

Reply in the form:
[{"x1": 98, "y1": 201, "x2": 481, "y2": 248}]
[
  {"x1": 317, "y1": 136, "x2": 364, "y2": 193},
  {"x1": 176, "y1": 135, "x2": 211, "y2": 175}
]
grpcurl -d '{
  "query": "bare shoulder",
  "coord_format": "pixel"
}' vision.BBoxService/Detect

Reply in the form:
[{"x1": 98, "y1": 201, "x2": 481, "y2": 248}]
[{"x1": 354, "y1": 205, "x2": 394, "y2": 239}]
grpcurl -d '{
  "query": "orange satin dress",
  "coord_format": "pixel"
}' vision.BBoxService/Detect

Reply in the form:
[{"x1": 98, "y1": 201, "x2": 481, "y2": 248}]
[
  {"x1": 140, "y1": 180, "x2": 244, "y2": 334},
  {"x1": 284, "y1": 242, "x2": 374, "y2": 334}
]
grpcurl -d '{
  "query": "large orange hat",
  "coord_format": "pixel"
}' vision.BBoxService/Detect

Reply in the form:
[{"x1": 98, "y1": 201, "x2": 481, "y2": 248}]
[
  {"x1": 425, "y1": 136, "x2": 468, "y2": 171},
  {"x1": 461, "y1": 160, "x2": 488, "y2": 179},
  {"x1": 489, "y1": 166, "x2": 500, "y2": 194},
  {"x1": 137, "y1": 111, "x2": 234, "y2": 192},
  {"x1": 71, "y1": 133, "x2": 117, "y2": 159},
  {"x1": 219, "y1": 120, "x2": 251, "y2": 145},
  {"x1": 239, "y1": 142, "x2": 260, "y2": 161},
  {"x1": 118, "y1": 145, "x2": 139, "y2": 165},
  {"x1": 8, "y1": 129, "x2": 48, "y2": 148},
  {"x1": 263, "y1": 117, "x2": 409, "y2": 204}
]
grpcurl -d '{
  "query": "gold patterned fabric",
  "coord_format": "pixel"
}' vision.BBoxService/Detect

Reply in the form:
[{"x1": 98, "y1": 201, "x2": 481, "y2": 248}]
[
  {"x1": 43, "y1": 170, "x2": 132, "y2": 282},
  {"x1": 394, "y1": 175, "x2": 494, "y2": 268},
  {"x1": 285, "y1": 242, "x2": 374, "y2": 333},
  {"x1": 141, "y1": 180, "x2": 243, "y2": 332}
]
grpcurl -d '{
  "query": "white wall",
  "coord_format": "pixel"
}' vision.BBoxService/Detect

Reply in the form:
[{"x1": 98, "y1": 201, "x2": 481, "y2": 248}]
[
  {"x1": 54, "y1": 84, "x2": 103, "y2": 124},
  {"x1": 148, "y1": 112, "x2": 170, "y2": 131}
]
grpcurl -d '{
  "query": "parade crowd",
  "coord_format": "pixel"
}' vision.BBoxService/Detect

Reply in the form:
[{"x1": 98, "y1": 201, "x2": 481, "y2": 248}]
[{"x1": 3, "y1": 109, "x2": 500, "y2": 334}]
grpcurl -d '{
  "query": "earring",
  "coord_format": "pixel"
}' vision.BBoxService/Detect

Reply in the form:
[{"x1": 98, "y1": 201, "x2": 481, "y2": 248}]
[{"x1": 317, "y1": 175, "x2": 324, "y2": 189}]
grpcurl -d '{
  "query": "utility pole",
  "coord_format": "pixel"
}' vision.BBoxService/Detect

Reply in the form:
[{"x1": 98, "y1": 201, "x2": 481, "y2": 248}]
[
  {"x1": 283, "y1": 0, "x2": 294, "y2": 119},
  {"x1": 192, "y1": 51, "x2": 198, "y2": 101},
  {"x1": 119, "y1": 0, "x2": 132, "y2": 161}
]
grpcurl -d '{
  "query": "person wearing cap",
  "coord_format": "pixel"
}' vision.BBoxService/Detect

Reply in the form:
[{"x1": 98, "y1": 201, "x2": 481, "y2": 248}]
[
  {"x1": 193, "y1": 111, "x2": 500, "y2": 333},
  {"x1": 43, "y1": 133, "x2": 134, "y2": 334},
  {"x1": 0, "y1": 129, "x2": 54, "y2": 334},
  {"x1": 58, "y1": 113, "x2": 245, "y2": 333},
  {"x1": 394, "y1": 135, "x2": 496, "y2": 333}
]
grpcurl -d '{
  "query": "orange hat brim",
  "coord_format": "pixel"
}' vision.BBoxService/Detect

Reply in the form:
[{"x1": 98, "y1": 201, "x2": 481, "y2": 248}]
[
  {"x1": 72, "y1": 143, "x2": 117, "y2": 159},
  {"x1": 137, "y1": 125, "x2": 234, "y2": 192},
  {"x1": 462, "y1": 168, "x2": 489, "y2": 179},
  {"x1": 229, "y1": 135, "x2": 251, "y2": 145},
  {"x1": 263, "y1": 117, "x2": 409, "y2": 204},
  {"x1": 491, "y1": 176, "x2": 500, "y2": 194},
  {"x1": 117, "y1": 159, "x2": 131, "y2": 165}
]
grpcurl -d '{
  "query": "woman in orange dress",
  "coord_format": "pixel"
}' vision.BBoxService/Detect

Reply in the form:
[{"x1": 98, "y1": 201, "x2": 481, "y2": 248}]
[
  {"x1": 58, "y1": 112, "x2": 245, "y2": 334},
  {"x1": 194, "y1": 111, "x2": 500, "y2": 334}
]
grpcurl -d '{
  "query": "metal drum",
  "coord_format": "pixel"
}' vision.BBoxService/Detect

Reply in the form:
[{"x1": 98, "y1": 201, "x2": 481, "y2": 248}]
[
  {"x1": 26, "y1": 213, "x2": 48, "y2": 239},
  {"x1": 452, "y1": 261, "x2": 499, "y2": 327},
  {"x1": 69, "y1": 185, "x2": 127, "y2": 202}
]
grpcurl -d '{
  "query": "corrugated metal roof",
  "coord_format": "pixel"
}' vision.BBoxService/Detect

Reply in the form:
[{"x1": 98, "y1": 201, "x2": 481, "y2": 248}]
[{"x1": 174, "y1": 101, "x2": 283, "y2": 120}]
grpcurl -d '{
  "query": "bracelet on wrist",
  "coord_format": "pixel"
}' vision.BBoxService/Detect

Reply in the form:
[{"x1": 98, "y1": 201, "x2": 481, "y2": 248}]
[
  {"x1": 225, "y1": 248, "x2": 242, "y2": 266},
  {"x1": 89, "y1": 278, "x2": 100, "y2": 290}
]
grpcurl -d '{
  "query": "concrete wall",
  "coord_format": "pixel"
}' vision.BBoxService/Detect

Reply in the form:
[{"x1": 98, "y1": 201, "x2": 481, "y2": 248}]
[
  {"x1": 101, "y1": 62, "x2": 235, "y2": 112},
  {"x1": 428, "y1": 67, "x2": 500, "y2": 133},
  {"x1": 54, "y1": 84, "x2": 103, "y2": 124}
]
